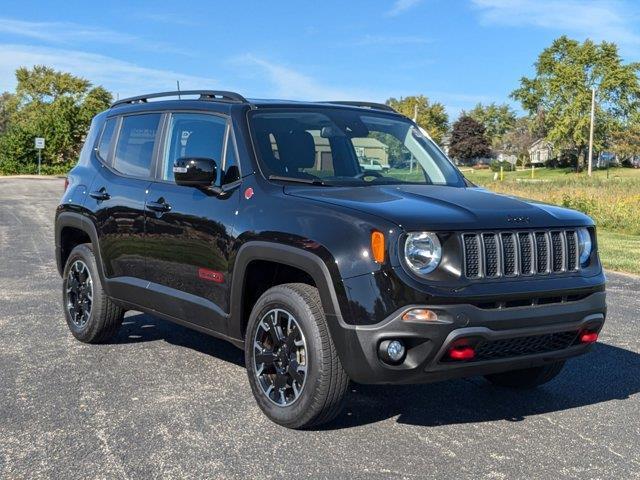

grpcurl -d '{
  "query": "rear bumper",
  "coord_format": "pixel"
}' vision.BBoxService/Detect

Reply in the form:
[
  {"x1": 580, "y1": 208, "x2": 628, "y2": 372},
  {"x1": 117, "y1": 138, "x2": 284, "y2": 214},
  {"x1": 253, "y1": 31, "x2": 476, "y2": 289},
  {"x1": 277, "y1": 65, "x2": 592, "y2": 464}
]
[{"x1": 329, "y1": 291, "x2": 606, "y2": 384}]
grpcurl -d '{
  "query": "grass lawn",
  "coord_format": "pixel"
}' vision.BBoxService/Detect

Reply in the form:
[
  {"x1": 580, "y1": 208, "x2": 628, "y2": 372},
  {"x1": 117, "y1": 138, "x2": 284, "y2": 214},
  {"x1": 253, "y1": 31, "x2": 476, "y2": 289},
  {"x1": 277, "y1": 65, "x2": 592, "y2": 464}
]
[
  {"x1": 461, "y1": 165, "x2": 640, "y2": 183},
  {"x1": 597, "y1": 230, "x2": 640, "y2": 276}
]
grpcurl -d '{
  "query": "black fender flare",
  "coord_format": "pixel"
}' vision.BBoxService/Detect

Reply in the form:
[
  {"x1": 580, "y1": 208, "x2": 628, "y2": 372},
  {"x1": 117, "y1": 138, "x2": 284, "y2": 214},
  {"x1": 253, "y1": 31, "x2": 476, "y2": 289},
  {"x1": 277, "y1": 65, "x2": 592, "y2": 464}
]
[
  {"x1": 228, "y1": 241, "x2": 345, "y2": 340},
  {"x1": 55, "y1": 211, "x2": 108, "y2": 286}
]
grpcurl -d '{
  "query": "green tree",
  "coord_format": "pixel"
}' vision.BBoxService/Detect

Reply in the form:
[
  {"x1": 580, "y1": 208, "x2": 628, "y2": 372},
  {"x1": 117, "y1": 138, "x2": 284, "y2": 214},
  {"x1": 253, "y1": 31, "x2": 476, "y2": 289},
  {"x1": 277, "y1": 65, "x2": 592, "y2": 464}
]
[
  {"x1": 466, "y1": 102, "x2": 516, "y2": 147},
  {"x1": 511, "y1": 36, "x2": 640, "y2": 169},
  {"x1": 502, "y1": 117, "x2": 536, "y2": 166},
  {"x1": 0, "y1": 92, "x2": 16, "y2": 135},
  {"x1": 610, "y1": 111, "x2": 640, "y2": 162},
  {"x1": 386, "y1": 95, "x2": 448, "y2": 144},
  {"x1": 0, "y1": 66, "x2": 112, "y2": 174},
  {"x1": 448, "y1": 115, "x2": 492, "y2": 163}
]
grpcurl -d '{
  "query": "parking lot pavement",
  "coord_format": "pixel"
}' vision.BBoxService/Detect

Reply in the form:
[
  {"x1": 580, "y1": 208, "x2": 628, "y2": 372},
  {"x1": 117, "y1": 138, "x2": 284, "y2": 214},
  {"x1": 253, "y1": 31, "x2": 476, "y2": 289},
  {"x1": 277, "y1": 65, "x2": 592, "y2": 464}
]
[{"x1": 0, "y1": 177, "x2": 639, "y2": 479}]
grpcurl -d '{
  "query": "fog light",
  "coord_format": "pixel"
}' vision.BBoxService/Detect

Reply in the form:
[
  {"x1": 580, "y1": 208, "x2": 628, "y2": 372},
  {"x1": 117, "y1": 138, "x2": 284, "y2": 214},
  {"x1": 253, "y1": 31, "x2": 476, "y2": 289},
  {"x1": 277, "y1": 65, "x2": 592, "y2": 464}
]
[
  {"x1": 402, "y1": 308, "x2": 438, "y2": 322},
  {"x1": 378, "y1": 339, "x2": 406, "y2": 364}
]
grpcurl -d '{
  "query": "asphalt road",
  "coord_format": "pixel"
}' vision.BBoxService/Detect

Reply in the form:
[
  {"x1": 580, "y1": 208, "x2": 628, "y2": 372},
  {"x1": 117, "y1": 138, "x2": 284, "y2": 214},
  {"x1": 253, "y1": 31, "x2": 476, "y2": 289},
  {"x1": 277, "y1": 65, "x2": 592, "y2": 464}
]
[{"x1": 1, "y1": 177, "x2": 639, "y2": 480}]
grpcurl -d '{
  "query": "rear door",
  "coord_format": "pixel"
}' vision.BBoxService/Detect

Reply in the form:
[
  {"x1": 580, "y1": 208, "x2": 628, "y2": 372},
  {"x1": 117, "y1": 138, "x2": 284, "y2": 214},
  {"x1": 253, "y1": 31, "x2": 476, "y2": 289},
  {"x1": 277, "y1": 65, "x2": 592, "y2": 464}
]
[
  {"x1": 87, "y1": 113, "x2": 161, "y2": 291},
  {"x1": 143, "y1": 112, "x2": 241, "y2": 330}
]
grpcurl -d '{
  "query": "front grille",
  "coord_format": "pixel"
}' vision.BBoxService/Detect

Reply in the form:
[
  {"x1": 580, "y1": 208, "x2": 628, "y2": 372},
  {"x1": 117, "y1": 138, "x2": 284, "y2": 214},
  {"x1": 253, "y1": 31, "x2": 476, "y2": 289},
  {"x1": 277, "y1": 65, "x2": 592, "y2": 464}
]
[
  {"x1": 462, "y1": 229, "x2": 579, "y2": 279},
  {"x1": 473, "y1": 331, "x2": 579, "y2": 361}
]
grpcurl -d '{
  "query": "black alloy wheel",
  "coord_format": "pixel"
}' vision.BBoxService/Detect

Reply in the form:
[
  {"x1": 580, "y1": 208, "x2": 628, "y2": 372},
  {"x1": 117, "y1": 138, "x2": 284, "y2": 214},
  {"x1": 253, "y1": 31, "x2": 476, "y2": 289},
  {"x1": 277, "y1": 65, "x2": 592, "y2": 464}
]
[
  {"x1": 253, "y1": 308, "x2": 308, "y2": 406},
  {"x1": 65, "y1": 259, "x2": 93, "y2": 328}
]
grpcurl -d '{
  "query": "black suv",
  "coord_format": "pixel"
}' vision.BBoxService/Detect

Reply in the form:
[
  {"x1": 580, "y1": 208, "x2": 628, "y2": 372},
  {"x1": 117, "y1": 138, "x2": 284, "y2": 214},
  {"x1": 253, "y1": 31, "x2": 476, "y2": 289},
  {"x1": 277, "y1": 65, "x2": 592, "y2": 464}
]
[{"x1": 56, "y1": 90, "x2": 606, "y2": 428}]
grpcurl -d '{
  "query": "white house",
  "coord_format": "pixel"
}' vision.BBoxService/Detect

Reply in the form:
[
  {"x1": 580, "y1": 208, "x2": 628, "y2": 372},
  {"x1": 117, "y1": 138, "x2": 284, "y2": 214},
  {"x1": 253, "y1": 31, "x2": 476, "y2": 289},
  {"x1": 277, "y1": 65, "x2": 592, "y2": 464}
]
[{"x1": 528, "y1": 139, "x2": 554, "y2": 164}]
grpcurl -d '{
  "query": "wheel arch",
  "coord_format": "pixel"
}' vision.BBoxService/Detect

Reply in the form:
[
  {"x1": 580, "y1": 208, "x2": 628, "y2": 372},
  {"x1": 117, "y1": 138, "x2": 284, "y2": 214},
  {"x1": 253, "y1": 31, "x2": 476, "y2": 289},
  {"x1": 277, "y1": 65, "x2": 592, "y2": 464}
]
[
  {"x1": 229, "y1": 241, "x2": 344, "y2": 340},
  {"x1": 55, "y1": 212, "x2": 107, "y2": 284}
]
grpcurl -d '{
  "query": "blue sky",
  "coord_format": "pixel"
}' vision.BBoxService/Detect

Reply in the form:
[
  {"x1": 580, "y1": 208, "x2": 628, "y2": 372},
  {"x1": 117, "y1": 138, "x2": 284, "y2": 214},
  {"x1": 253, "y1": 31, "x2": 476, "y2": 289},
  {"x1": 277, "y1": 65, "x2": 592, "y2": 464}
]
[{"x1": 1, "y1": 0, "x2": 640, "y2": 117}]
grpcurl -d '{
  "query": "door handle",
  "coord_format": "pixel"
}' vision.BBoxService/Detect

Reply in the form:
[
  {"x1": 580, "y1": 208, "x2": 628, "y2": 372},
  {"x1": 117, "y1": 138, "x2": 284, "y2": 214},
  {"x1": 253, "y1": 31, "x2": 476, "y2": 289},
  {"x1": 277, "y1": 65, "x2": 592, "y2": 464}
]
[
  {"x1": 146, "y1": 200, "x2": 171, "y2": 213},
  {"x1": 89, "y1": 189, "x2": 110, "y2": 201}
]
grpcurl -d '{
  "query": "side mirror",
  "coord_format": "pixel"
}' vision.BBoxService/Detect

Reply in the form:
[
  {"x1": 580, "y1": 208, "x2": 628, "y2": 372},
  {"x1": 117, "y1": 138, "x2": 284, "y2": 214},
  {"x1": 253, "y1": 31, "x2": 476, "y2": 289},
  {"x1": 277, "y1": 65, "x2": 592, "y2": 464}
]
[{"x1": 173, "y1": 158, "x2": 217, "y2": 188}]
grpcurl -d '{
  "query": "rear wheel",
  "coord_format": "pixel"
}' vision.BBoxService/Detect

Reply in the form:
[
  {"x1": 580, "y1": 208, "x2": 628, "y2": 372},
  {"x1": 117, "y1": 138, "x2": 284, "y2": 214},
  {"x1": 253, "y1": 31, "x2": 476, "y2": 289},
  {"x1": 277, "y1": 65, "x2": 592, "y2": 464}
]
[
  {"x1": 245, "y1": 283, "x2": 349, "y2": 429},
  {"x1": 62, "y1": 244, "x2": 124, "y2": 343},
  {"x1": 484, "y1": 361, "x2": 565, "y2": 388}
]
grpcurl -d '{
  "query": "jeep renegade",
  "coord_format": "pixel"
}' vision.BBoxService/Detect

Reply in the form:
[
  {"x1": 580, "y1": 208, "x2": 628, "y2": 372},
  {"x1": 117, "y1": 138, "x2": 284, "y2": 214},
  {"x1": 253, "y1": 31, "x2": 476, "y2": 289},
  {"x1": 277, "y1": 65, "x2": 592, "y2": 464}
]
[{"x1": 56, "y1": 90, "x2": 606, "y2": 429}]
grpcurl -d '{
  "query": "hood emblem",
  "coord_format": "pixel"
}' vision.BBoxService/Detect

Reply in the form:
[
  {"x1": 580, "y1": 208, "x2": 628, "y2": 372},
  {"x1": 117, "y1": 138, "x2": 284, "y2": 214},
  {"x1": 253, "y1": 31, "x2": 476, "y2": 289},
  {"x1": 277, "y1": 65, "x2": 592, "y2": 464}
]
[{"x1": 507, "y1": 215, "x2": 530, "y2": 224}]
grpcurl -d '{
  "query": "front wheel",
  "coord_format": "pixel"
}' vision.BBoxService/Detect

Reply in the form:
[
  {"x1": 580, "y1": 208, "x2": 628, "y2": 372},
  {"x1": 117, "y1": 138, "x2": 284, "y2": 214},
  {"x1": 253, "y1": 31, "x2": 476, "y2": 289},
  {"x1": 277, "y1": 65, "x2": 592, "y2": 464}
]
[
  {"x1": 484, "y1": 361, "x2": 566, "y2": 388},
  {"x1": 245, "y1": 283, "x2": 349, "y2": 429}
]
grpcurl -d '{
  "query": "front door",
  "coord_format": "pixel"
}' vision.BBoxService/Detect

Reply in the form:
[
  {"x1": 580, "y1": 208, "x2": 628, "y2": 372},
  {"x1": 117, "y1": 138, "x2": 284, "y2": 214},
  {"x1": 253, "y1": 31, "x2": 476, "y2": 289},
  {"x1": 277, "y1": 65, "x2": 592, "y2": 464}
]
[{"x1": 143, "y1": 112, "x2": 241, "y2": 330}]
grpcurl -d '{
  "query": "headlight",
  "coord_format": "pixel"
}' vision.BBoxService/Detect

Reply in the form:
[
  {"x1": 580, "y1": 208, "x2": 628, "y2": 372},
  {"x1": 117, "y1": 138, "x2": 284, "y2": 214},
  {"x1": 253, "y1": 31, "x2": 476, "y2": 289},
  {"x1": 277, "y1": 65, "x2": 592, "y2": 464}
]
[
  {"x1": 404, "y1": 232, "x2": 442, "y2": 276},
  {"x1": 577, "y1": 228, "x2": 592, "y2": 266}
]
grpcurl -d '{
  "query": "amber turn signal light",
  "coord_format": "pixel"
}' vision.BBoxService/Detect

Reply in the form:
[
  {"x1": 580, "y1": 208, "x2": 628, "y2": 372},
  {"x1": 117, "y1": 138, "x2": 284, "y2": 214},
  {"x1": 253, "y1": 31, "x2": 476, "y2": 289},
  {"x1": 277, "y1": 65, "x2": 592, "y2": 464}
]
[
  {"x1": 402, "y1": 309, "x2": 438, "y2": 322},
  {"x1": 371, "y1": 230, "x2": 385, "y2": 263}
]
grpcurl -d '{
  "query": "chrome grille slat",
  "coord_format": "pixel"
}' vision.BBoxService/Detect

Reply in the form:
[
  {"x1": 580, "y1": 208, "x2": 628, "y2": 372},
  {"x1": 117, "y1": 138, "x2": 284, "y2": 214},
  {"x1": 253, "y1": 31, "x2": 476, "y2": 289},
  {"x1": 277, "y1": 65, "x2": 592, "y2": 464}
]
[
  {"x1": 501, "y1": 233, "x2": 517, "y2": 276},
  {"x1": 566, "y1": 230, "x2": 578, "y2": 271},
  {"x1": 482, "y1": 233, "x2": 499, "y2": 277},
  {"x1": 462, "y1": 229, "x2": 580, "y2": 279},
  {"x1": 551, "y1": 231, "x2": 565, "y2": 272},
  {"x1": 462, "y1": 234, "x2": 481, "y2": 278},
  {"x1": 535, "y1": 232, "x2": 549, "y2": 274}
]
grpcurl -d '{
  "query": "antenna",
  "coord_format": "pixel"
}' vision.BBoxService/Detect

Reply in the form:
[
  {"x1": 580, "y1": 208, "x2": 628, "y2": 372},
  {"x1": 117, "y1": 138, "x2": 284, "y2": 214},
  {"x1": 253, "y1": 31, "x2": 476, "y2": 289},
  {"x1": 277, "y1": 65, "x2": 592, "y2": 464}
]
[{"x1": 176, "y1": 80, "x2": 181, "y2": 100}]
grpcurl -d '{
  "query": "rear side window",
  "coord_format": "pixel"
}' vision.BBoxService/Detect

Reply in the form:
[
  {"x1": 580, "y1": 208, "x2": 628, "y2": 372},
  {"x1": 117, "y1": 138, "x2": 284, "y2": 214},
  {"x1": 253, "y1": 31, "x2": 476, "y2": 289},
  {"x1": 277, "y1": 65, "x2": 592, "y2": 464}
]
[
  {"x1": 97, "y1": 118, "x2": 117, "y2": 161},
  {"x1": 114, "y1": 114, "x2": 161, "y2": 177}
]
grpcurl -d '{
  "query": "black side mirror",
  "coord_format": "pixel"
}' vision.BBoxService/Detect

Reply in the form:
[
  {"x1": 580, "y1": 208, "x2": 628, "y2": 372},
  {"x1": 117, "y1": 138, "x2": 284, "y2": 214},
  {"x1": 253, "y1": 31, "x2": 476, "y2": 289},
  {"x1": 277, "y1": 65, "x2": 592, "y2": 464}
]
[{"x1": 173, "y1": 158, "x2": 217, "y2": 188}]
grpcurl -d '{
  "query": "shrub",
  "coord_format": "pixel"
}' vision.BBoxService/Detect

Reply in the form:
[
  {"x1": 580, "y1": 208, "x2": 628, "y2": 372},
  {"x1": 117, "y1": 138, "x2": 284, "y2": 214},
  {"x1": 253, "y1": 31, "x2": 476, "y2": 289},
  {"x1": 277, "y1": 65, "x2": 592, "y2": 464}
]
[{"x1": 490, "y1": 160, "x2": 516, "y2": 172}]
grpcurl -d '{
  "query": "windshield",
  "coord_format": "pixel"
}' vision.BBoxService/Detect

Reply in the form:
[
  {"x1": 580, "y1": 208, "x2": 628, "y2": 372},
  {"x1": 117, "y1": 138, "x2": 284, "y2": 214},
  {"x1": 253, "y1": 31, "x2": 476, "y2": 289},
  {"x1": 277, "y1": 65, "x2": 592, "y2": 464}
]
[{"x1": 249, "y1": 108, "x2": 464, "y2": 187}]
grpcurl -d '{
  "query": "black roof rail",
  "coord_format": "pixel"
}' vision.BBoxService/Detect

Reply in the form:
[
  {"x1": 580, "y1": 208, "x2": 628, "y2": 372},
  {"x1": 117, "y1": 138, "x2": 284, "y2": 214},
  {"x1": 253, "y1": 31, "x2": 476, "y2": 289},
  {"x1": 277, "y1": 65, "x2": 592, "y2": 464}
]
[
  {"x1": 320, "y1": 101, "x2": 397, "y2": 113},
  {"x1": 111, "y1": 90, "x2": 249, "y2": 108}
]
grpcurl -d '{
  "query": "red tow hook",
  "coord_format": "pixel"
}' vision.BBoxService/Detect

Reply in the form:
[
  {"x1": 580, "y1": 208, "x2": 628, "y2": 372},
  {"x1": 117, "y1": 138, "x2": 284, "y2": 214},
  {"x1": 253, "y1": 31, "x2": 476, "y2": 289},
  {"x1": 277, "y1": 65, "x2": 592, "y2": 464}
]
[
  {"x1": 448, "y1": 344, "x2": 476, "y2": 361},
  {"x1": 579, "y1": 330, "x2": 599, "y2": 344}
]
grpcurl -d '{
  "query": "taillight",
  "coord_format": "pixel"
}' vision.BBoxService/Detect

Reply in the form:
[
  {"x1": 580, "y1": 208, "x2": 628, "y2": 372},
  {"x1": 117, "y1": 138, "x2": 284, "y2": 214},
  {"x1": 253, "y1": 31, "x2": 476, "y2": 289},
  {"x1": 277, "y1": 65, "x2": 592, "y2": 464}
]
[{"x1": 64, "y1": 177, "x2": 69, "y2": 192}]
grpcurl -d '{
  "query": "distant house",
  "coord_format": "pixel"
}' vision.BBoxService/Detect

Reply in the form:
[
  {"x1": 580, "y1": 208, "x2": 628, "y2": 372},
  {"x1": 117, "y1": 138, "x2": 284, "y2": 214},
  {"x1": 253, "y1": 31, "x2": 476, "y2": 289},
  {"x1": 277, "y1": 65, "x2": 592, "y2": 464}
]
[
  {"x1": 528, "y1": 139, "x2": 554, "y2": 164},
  {"x1": 596, "y1": 151, "x2": 619, "y2": 168}
]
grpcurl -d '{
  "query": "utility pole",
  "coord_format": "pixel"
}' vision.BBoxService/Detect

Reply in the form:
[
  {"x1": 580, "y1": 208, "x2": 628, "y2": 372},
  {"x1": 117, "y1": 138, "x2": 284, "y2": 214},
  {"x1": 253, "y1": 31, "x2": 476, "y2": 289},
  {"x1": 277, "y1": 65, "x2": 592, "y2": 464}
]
[{"x1": 587, "y1": 87, "x2": 596, "y2": 177}]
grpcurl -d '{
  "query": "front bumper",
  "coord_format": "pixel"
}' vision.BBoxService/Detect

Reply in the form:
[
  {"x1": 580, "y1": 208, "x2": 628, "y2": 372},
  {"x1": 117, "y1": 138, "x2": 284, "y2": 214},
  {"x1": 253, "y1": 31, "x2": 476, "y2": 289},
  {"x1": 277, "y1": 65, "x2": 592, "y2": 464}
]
[{"x1": 329, "y1": 291, "x2": 606, "y2": 384}]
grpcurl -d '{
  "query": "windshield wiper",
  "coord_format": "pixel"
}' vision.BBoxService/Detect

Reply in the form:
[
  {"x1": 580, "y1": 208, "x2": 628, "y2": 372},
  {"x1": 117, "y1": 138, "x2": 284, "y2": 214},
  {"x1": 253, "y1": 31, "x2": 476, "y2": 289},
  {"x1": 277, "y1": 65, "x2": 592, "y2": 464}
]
[{"x1": 268, "y1": 175, "x2": 331, "y2": 186}]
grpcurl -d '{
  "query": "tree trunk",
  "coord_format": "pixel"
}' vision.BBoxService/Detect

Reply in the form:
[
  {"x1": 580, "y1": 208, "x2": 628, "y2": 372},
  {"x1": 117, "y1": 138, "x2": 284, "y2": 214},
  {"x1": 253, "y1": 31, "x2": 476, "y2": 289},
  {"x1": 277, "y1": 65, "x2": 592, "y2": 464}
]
[{"x1": 576, "y1": 145, "x2": 585, "y2": 172}]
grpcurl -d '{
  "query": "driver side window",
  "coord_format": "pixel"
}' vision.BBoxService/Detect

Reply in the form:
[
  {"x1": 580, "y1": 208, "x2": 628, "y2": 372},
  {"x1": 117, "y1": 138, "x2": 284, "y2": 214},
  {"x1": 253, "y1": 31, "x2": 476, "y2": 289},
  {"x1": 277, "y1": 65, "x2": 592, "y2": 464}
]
[{"x1": 162, "y1": 113, "x2": 227, "y2": 182}]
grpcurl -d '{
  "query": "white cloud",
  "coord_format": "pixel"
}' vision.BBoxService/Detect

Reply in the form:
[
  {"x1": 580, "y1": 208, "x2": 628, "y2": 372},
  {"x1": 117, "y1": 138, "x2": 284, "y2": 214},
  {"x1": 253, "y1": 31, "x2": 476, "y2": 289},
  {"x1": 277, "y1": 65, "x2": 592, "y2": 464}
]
[
  {"x1": 386, "y1": 0, "x2": 423, "y2": 17},
  {"x1": 232, "y1": 54, "x2": 359, "y2": 100},
  {"x1": 0, "y1": 44, "x2": 216, "y2": 98},
  {"x1": 0, "y1": 17, "x2": 191, "y2": 55},
  {"x1": 471, "y1": 0, "x2": 640, "y2": 50}
]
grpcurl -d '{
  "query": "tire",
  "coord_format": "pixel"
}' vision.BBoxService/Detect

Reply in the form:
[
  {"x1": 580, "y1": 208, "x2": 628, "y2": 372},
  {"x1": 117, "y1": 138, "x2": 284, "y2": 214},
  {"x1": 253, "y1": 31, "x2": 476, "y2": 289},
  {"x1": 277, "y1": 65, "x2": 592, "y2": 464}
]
[
  {"x1": 62, "y1": 243, "x2": 124, "y2": 343},
  {"x1": 484, "y1": 360, "x2": 566, "y2": 388},
  {"x1": 245, "y1": 283, "x2": 349, "y2": 429}
]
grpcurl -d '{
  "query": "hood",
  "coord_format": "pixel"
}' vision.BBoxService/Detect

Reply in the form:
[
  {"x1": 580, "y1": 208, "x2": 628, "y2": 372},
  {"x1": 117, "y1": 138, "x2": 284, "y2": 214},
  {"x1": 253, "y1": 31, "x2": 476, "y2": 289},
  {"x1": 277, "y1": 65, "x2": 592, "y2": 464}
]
[{"x1": 284, "y1": 184, "x2": 593, "y2": 231}]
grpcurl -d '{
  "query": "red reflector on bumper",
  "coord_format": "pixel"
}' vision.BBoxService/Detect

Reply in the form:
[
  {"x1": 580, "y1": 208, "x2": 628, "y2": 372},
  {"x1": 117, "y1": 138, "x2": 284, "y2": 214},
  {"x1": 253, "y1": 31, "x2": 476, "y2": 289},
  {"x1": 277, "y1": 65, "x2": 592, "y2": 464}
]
[
  {"x1": 198, "y1": 268, "x2": 224, "y2": 283},
  {"x1": 448, "y1": 345, "x2": 475, "y2": 360},
  {"x1": 579, "y1": 331, "x2": 598, "y2": 344}
]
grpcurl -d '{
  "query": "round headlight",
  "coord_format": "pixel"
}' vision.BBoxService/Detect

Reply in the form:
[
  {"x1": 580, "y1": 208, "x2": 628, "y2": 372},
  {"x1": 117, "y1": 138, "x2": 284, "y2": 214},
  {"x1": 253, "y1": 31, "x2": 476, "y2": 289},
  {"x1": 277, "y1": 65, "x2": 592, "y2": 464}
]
[
  {"x1": 577, "y1": 228, "x2": 592, "y2": 266},
  {"x1": 404, "y1": 232, "x2": 442, "y2": 276}
]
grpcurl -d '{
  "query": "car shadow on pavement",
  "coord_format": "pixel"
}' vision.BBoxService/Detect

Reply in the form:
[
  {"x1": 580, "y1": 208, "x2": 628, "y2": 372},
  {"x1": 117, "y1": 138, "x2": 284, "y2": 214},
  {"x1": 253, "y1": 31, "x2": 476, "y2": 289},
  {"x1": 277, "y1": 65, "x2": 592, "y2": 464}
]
[
  {"x1": 326, "y1": 342, "x2": 640, "y2": 430},
  {"x1": 109, "y1": 313, "x2": 639, "y2": 430},
  {"x1": 112, "y1": 312, "x2": 245, "y2": 367}
]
